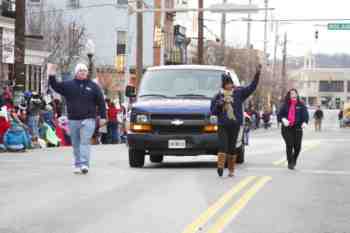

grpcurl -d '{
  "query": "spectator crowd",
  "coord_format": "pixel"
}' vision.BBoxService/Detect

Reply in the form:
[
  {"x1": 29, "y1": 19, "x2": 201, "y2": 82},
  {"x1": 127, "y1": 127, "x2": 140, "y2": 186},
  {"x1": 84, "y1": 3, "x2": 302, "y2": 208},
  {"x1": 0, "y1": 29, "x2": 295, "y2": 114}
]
[{"x1": 0, "y1": 86, "x2": 126, "y2": 153}]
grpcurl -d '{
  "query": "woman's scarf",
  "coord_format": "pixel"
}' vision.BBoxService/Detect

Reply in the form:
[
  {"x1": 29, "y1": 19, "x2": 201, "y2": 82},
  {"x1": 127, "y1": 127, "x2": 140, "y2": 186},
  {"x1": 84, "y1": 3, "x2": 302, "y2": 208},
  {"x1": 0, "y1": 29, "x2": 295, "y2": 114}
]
[
  {"x1": 222, "y1": 89, "x2": 236, "y2": 120},
  {"x1": 288, "y1": 99, "x2": 297, "y2": 126}
]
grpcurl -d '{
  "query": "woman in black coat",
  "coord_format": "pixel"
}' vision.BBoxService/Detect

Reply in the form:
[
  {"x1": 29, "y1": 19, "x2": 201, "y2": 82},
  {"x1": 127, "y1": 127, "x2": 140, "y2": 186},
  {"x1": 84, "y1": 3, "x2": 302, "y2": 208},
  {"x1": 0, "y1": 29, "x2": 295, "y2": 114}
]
[
  {"x1": 278, "y1": 89, "x2": 309, "y2": 170},
  {"x1": 211, "y1": 65, "x2": 261, "y2": 177}
]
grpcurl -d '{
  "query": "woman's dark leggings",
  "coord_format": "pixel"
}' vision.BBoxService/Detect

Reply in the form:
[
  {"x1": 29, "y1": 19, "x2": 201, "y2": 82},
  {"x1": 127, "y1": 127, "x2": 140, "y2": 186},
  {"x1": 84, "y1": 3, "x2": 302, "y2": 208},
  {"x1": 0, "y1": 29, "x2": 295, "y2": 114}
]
[
  {"x1": 218, "y1": 122, "x2": 240, "y2": 155},
  {"x1": 281, "y1": 126, "x2": 303, "y2": 165}
]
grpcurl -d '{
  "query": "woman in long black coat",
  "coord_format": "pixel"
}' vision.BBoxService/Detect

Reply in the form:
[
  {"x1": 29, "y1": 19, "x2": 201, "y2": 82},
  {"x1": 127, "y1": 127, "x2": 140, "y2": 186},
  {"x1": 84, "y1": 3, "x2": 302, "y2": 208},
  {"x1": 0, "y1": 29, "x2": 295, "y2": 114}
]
[{"x1": 278, "y1": 89, "x2": 309, "y2": 170}]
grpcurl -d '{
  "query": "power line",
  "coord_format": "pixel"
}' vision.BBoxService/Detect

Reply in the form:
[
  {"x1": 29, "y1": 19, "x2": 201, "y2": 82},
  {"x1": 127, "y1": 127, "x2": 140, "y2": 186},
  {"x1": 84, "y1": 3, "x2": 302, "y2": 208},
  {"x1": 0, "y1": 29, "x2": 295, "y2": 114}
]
[
  {"x1": 276, "y1": 18, "x2": 350, "y2": 23},
  {"x1": 27, "y1": 3, "x2": 119, "y2": 15},
  {"x1": 28, "y1": 2, "x2": 350, "y2": 24},
  {"x1": 219, "y1": 18, "x2": 350, "y2": 24},
  {"x1": 26, "y1": 1, "x2": 150, "y2": 16}
]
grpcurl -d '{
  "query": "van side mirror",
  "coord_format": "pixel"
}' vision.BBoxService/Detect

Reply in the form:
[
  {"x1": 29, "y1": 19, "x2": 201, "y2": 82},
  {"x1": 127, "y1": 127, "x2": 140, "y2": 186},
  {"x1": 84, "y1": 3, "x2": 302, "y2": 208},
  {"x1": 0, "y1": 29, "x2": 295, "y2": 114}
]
[{"x1": 125, "y1": 85, "x2": 136, "y2": 98}]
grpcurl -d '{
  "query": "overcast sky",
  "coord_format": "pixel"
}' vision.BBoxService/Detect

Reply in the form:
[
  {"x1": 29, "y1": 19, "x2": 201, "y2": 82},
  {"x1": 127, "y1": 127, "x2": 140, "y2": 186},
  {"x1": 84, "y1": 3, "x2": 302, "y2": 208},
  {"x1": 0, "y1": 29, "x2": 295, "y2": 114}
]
[{"x1": 177, "y1": 0, "x2": 350, "y2": 57}]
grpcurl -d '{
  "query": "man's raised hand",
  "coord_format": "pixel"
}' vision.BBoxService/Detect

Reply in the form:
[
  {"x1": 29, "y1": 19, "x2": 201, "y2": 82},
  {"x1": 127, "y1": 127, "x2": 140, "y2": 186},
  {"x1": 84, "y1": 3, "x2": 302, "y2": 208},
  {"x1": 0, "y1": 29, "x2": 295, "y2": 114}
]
[{"x1": 47, "y1": 63, "x2": 58, "y2": 76}]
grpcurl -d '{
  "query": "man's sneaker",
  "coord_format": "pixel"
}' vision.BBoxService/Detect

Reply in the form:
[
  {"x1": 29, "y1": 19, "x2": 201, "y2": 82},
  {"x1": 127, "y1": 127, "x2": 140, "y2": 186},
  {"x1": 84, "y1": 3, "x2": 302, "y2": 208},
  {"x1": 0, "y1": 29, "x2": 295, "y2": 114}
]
[
  {"x1": 81, "y1": 165, "x2": 89, "y2": 174},
  {"x1": 73, "y1": 167, "x2": 81, "y2": 174}
]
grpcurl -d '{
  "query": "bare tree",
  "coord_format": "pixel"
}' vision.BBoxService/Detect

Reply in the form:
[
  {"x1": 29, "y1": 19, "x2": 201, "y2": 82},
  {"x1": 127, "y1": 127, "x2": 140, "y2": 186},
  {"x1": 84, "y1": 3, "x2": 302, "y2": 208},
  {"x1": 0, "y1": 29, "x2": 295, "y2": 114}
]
[
  {"x1": 204, "y1": 43, "x2": 282, "y2": 110},
  {"x1": 42, "y1": 10, "x2": 87, "y2": 73},
  {"x1": 27, "y1": 5, "x2": 87, "y2": 74}
]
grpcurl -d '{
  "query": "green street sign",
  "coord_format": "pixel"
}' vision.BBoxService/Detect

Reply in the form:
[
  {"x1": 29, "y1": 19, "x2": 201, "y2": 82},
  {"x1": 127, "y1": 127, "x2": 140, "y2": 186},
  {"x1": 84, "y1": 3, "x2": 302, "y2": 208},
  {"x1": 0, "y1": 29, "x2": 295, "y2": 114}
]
[{"x1": 328, "y1": 23, "x2": 350, "y2": 30}]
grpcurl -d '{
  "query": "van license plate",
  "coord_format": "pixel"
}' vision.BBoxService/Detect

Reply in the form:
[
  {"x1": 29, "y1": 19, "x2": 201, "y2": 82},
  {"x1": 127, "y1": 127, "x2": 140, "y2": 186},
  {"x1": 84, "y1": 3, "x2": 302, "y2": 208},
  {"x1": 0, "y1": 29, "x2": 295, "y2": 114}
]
[{"x1": 168, "y1": 140, "x2": 186, "y2": 149}]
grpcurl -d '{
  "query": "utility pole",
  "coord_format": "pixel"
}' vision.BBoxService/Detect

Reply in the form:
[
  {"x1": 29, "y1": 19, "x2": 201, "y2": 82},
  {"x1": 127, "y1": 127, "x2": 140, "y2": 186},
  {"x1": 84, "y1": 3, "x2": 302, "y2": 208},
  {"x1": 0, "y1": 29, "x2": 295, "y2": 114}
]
[
  {"x1": 124, "y1": 9, "x2": 131, "y2": 91},
  {"x1": 136, "y1": 0, "x2": 143, "y2": 87},
  {"x1": 263, "y1": 0, "x2": 268, "y2": 55},
  {"x1": 220, "y1": 0, "x2": 226, "y2": 65},
  {"x1": 246, "y1": 0, "x2": 252, "y2": 82},
  {"x1": 220, "y1": 0, "x2": 227, "y2": 47},
  {"x1": 281, "y1": 32, "x2": 287, "y2": 99},
  {"x1": 14, "y1": 0, "x2": 26, "y2": 93},
  {"x1": 246, "y1": 0, "x2": 252, "y2": 49},
  {"x1": 198, "y1": 0, "x2": 204, "y2": 64},
  {"x1": 160, "y1": 0, "x2": 165, "y2": 65},
  {"x1": 272, "y1": 21, "x2": 279, "y2": 80}
]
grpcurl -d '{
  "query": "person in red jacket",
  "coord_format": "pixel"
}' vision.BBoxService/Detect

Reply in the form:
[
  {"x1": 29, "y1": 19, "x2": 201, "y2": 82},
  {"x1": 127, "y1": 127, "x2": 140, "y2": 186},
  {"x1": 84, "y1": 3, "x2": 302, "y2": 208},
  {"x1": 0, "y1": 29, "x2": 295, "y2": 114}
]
[
  {"x1": 107, "y1": 99, "x2": 120, "y2": 144},
  {"x1": 0, "y1": 112, "x2": 10, "y2": 145}
]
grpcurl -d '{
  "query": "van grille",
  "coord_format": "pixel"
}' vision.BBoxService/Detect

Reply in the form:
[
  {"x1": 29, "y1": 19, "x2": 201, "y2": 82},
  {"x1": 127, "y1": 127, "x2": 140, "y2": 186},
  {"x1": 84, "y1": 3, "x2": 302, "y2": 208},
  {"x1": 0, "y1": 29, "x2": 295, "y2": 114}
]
[
  {"x1": 153, "y1": 125, "x2": 203, "y2": 135},
  {"x1": 151, "y1": 114, "x2": 205, "y2": 120}
]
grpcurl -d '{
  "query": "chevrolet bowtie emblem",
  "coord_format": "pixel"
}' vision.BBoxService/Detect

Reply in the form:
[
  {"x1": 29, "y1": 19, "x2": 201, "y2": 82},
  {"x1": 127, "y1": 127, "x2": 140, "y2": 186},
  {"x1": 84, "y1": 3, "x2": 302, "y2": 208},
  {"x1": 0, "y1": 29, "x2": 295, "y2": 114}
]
[{"x1": 171, "y1": 119, "x2": 184, "y2": 126}]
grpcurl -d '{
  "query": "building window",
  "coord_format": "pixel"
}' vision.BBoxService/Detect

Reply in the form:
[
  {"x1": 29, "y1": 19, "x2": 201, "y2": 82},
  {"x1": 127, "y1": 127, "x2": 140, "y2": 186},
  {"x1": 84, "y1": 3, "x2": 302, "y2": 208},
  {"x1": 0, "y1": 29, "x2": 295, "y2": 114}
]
[
  {"x1": 319, "y1": 81, "x2": 344, "y2": 92},
  {"x1": 116, "y1": 31, "x2": 127, "y2": 55},
  {"x1": 8, "y1": 0, "x2": 15, "y2": 11},
  {"x1": 67, "y1": 0, "x2": 80, "y2": 8},
  {"x1": 165, "y1": 0, "x2": 173, "y2": 8},
  {"x1": 2, "y1": 0, "x2": 16, "y2": 18},
  {"x1": 117, "y1": 0, "x2": 128, "y2": 5},
  {"x1": 348, "y1": 81, "x2": 350, "y2": 92},
  {"x1": 116, "y1": 31, "x2": 127, "y2": 72},
  {"x1": 154, "y1": 26, "x2": 163, "y2": 48},
  {"x1": 29, "y1": 0, "x2": 41, "y2": 3}
]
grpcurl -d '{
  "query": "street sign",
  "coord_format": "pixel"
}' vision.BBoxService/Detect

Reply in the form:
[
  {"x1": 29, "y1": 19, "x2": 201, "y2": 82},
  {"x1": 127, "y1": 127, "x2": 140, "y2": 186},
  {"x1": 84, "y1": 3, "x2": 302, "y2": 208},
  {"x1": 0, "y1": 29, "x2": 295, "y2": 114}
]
[
  {"x1": 209, "y1": 3, "x2": 259, "y2": 13},
  {"x1": 328, "y1": 23, "x2": 350, "y2": 30}
]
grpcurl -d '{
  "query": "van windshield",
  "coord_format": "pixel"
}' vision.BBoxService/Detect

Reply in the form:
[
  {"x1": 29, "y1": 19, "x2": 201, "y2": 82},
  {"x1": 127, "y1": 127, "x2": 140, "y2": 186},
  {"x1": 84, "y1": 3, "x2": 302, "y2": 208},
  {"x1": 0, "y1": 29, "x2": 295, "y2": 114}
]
[{"x1": 138, "y1": 69, "x2": 226, "y2": 99}]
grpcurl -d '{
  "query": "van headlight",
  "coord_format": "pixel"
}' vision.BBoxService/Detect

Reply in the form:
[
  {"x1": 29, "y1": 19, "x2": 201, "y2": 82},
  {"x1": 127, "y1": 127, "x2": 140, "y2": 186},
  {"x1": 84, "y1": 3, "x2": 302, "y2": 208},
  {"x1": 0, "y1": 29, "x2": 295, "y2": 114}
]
[
  {"x1": 136, "y1": 114, "x2": 150, "y2": 124},
  {"x1": 209, "y1": 115, "x2": 218, "y2": 125}
]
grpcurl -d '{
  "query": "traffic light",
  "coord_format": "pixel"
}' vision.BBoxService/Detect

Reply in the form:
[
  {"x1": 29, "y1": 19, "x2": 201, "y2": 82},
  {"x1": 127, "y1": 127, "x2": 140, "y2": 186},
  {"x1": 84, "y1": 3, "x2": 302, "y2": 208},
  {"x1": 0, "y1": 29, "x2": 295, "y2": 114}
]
[
  {"x1": 315, "y1": 30, "x2": 319, "y2": 40},
  {"x1": 336, "y1": 97, "x2": 341, "y2": 104},
  {"x1": 336, "y1": 97, "x2": 341, "y2": 108}
]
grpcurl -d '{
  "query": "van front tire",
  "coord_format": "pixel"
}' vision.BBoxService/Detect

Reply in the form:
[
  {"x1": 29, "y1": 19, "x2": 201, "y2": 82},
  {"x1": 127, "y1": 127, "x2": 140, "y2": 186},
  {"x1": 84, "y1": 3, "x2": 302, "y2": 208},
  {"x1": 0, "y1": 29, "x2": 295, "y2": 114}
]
[{"x1": 129, "y1": 149, "x2": 145, "y2": 168}]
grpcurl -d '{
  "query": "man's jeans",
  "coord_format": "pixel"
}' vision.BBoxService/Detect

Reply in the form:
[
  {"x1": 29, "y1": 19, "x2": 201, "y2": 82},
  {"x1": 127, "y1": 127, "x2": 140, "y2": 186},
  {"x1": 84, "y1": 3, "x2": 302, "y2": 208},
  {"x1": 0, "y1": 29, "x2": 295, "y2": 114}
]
[
  {"x1": 69, "y1": 119, "x2": 96, "y2": 168},
  {"x1": 28, "y1": 115, "x2": 40, "y2": 138},
  {"x1": 107, "y1": 121, "x2": 119, "y2": 144}
]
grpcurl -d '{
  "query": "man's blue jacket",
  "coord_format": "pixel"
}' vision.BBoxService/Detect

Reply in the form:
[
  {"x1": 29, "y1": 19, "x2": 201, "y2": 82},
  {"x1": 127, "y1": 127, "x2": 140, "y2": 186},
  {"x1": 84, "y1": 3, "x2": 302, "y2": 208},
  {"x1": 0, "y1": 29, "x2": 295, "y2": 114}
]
[{"x1": 49, "y1": 76, "x2": 106, "y2": 120}]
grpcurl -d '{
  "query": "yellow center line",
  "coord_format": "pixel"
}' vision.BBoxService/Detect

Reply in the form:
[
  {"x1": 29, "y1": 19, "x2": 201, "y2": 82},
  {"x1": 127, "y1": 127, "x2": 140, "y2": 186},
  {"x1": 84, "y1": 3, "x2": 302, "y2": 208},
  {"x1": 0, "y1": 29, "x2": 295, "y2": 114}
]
[
  {"x1": 206, "y1": 176, "x2": 272, "y2": 233},
  {"x1": 182, "y1": 176, "x2": 257, "y2": 233}
]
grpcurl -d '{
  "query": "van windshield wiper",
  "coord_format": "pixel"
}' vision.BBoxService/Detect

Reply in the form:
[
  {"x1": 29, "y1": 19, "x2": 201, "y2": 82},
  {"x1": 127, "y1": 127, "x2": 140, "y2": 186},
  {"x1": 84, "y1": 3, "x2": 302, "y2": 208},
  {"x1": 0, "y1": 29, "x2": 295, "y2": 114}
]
[
  {"x1": 176, "y1": 94, "x2": 210, "y2": 99},
  {"x1": 139, "y1": 94, "x2": 170, "y2": 98}
]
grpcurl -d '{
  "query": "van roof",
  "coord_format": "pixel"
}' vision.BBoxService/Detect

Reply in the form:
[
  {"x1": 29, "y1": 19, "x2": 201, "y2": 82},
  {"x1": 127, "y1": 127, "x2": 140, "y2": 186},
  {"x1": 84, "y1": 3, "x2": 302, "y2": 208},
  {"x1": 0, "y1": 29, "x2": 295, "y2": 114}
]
[
  {"x1": 146, "y1": 65, "x2": 240, "y2": 86},
  {"x1": 147, "y1": 65, "x2": 227, "y2": 72}
]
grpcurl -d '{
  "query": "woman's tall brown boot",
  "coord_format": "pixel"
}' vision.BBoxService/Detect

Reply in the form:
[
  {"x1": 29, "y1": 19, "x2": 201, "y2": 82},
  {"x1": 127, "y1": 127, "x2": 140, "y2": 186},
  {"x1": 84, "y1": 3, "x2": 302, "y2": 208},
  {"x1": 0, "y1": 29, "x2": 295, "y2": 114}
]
[
  {"x1": 217, "y1": 152, "x2": 226, "y2": 177},
  {"x1": 227, "y1": 155, "x2": 237, "y2": 177}
]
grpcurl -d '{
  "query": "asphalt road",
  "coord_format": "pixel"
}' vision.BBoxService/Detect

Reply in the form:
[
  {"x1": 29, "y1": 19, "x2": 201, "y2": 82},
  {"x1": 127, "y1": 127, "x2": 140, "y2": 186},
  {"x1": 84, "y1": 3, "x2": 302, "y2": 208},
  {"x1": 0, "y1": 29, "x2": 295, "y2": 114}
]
[{"x1": 1, "y1": 110, "x2": 349, "y2": 233}]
